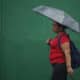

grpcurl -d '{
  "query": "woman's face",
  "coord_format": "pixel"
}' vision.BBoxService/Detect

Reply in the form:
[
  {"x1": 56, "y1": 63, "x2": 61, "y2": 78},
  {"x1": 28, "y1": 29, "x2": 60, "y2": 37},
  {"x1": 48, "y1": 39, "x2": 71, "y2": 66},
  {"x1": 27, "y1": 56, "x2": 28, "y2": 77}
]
[{"x1": 52, "y1": 22, "x2": 60, "y2": 33}]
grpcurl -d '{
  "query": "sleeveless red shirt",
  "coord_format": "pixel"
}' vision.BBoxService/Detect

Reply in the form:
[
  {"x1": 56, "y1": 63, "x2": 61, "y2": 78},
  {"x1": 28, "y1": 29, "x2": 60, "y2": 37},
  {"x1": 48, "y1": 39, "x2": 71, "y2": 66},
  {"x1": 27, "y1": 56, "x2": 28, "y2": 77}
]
[{"x1": 48, "y1": 32, "x2": 70, "y2": 64}]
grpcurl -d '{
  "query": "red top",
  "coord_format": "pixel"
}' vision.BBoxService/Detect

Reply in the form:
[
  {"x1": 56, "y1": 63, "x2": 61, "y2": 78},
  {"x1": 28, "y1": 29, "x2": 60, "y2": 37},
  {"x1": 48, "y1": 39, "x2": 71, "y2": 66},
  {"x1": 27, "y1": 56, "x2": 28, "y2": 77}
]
[{"x1": 48, "y1": 32, "x2": 70, "y2": 64}]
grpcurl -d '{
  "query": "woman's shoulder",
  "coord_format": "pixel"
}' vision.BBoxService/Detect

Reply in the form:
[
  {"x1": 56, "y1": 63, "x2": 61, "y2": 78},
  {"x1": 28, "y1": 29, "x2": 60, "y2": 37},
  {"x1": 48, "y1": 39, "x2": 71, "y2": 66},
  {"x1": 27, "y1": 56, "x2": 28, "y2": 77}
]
[{"x1": 60, "y1": 33, "x2": 70, "y2": 44}]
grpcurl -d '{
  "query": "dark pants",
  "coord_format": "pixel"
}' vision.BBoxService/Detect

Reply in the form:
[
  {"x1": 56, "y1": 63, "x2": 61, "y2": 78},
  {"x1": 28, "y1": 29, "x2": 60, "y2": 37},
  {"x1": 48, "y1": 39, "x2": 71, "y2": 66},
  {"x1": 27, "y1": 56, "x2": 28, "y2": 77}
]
[{"x1": 51, "y1": 63, "x2": 67, "y2": 80}]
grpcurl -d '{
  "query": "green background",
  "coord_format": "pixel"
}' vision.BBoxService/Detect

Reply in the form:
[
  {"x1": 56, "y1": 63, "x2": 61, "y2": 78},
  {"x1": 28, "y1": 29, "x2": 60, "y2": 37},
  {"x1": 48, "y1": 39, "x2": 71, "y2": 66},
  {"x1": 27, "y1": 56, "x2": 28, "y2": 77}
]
[{"x1": 0, "y1": 0, "x2": 80, "y2": 80}]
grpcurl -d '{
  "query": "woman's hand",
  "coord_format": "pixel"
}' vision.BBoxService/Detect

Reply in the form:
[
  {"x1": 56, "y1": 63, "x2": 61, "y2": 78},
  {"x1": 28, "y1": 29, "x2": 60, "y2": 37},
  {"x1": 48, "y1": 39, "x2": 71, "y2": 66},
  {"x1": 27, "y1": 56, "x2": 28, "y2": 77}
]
[
  {"x1": 67, "y1": 66, "x2": 74, "y2": 76},
  {"x1": 46, "y1": 38, "x2": 52, "y2": 44}
]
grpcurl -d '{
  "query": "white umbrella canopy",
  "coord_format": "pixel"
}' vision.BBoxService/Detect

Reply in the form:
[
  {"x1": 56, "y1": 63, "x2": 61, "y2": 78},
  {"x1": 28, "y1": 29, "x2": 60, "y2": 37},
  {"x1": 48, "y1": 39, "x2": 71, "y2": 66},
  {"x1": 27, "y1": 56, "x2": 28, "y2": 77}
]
[{"x1": 32, "y1": 5, "x2": 80, "y2": 33}]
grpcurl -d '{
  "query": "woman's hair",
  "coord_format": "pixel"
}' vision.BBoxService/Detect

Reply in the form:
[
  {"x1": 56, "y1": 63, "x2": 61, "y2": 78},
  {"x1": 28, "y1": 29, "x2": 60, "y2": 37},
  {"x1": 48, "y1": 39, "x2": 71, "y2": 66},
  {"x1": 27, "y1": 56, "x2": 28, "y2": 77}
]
[{"x1": 57, "y1": 22, "x2": 67, "y2": 30}]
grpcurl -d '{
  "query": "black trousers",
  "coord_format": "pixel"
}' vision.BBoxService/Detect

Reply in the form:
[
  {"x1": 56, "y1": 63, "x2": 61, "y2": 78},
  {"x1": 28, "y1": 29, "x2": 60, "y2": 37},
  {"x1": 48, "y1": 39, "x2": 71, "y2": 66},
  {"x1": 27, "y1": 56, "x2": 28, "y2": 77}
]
[{"x1": 51, "y1": 63, "x2": 67, "y2": 80}]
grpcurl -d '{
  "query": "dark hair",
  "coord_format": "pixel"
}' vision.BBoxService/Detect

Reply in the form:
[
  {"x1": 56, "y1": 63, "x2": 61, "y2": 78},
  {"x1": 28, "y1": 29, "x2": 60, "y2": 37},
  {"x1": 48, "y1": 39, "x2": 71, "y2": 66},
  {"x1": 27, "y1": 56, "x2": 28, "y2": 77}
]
[{"x1": 57, "y1": 22, "x2": 67, "y2": 30}]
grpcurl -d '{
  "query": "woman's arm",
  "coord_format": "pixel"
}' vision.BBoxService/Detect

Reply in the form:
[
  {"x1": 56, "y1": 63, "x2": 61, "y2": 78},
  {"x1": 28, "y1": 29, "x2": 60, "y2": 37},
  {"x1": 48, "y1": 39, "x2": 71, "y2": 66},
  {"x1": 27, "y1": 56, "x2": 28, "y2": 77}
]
[
  {"x1": 61, "y1": 42, "x2": 73, "y2": 75},
  {"x1": 61, "y1": 42, "x2": 71, "y2": 67}
]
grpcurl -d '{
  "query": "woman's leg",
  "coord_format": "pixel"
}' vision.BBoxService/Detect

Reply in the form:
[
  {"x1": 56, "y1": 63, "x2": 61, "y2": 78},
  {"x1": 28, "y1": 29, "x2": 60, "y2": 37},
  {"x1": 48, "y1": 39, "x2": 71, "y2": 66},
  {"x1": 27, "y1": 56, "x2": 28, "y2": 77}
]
[{"x1": 51, "y1": 63, "x2": 67, "y2": 80}]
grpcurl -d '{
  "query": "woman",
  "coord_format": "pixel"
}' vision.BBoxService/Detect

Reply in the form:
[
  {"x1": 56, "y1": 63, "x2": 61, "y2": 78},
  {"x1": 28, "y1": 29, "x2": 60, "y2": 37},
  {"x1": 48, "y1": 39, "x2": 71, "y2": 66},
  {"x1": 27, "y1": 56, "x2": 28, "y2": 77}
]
[{"x1": 46, "y1": 21, "x2": 74, "y2": 80}]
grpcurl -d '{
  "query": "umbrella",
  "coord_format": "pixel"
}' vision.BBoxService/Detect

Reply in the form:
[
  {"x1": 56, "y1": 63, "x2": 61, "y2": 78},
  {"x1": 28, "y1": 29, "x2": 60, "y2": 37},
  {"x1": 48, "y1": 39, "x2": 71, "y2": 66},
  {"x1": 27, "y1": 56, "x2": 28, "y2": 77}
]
[{"x1": 32, "y1": 5, "x2": 80, "y2": 33}]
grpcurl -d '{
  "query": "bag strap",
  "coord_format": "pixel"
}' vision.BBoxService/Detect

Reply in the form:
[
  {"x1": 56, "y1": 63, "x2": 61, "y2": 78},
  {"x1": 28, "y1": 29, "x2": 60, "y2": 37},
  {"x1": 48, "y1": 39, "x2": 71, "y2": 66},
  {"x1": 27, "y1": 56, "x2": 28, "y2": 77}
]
[{"x1": 58, "y1": 33, "x2": 69, "y2": 49}]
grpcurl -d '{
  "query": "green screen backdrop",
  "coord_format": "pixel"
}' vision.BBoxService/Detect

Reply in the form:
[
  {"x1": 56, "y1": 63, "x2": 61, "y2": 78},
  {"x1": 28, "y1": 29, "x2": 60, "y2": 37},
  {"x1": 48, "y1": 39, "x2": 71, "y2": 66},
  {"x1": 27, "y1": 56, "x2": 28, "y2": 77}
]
[{"x1": 0, "y1": 0, "x2": 80, "y2": 80}]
